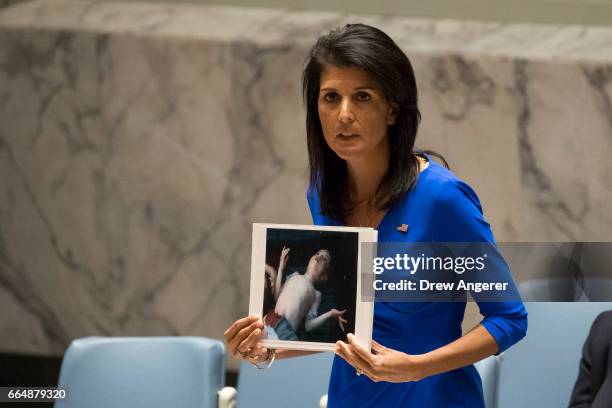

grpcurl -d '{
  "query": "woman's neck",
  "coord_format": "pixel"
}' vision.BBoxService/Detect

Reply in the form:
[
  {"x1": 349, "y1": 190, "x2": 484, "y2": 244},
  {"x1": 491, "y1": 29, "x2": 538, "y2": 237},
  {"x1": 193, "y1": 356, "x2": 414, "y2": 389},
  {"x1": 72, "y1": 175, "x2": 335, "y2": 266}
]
[{"x1": 346, "y1": 150, "x2": 389, "y2": 204}]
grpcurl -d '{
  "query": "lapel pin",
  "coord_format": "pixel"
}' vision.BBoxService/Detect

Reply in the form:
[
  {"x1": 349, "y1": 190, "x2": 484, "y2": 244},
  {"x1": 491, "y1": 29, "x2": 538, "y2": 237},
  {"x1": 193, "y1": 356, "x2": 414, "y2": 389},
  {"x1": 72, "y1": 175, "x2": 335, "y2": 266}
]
[{"x1": 397, "y1": 224, "x2": 409, "y2": 232}]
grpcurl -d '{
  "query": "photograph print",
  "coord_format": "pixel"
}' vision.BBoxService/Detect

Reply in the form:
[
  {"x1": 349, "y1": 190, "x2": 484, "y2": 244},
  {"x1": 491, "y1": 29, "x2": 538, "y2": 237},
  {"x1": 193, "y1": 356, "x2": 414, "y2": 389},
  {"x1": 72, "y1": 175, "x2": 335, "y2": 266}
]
[{"x1": 249, "y1": 224, "x2": 376, "y2": 352}]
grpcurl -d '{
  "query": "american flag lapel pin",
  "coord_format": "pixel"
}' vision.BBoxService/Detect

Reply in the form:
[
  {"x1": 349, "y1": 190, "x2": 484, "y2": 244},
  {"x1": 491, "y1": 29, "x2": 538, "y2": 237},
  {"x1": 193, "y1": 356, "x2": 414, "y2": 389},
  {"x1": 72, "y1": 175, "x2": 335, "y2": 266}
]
[{"x1": 397, "y1": 223, "x2": 409, "y2": 232}]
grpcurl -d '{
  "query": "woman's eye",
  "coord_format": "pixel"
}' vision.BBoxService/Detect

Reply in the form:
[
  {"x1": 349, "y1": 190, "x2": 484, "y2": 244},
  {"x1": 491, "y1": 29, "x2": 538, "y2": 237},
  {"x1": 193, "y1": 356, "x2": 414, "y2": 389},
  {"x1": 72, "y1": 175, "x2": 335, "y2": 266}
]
[
  {"x1": 323, "y1": 93, "x2": 338, "y2": 102},
  {"x1": 356, "y1": 92, "x2": 371, "y2": 101}
]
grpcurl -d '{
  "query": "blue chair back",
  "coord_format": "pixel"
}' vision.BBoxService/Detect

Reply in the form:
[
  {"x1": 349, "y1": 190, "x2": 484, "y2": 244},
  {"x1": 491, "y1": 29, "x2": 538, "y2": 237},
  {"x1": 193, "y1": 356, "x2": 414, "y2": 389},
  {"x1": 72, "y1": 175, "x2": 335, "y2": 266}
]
[
  {"x1": 474, "y1": 355, "x2": 499, "y2": 408},
  {"x1": 55, "y1": 336, "x2": 225, "y2": 408},
  {"x1": 496, "y1": 302, "x2": 612, "y2": 408},
  {"x1": 237, "y1": 352, "x2": 334, "y2": 408}
]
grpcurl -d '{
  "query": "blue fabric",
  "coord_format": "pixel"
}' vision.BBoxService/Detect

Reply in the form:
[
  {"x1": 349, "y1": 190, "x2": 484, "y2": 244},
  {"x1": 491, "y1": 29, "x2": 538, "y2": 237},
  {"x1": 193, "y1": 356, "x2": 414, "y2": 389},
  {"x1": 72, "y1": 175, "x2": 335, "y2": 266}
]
[
  {"x1": 274, "y1": 316, "x2": 300, "y2": 341},
  {"x1": 306, "y1": 158, "x2": 528, "y2": 408}
]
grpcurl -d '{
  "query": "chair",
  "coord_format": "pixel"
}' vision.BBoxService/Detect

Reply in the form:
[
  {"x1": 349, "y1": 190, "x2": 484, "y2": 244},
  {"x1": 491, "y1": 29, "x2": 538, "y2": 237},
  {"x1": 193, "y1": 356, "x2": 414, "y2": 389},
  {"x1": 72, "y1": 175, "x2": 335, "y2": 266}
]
[
  {"x1": 236, "y1": 352, "x2": 334, "y2": 408},
  {"x1": 235, "y1": 299, "x2": 612, "y2": 408},
  {"x1": 474, "y1": 355, "x2": 499, "y2": 408},
  {"x1": 55, "y1": 336, "x2": 230, "y2": 408},
  {"x1": 236, "y1": 351, "x2": 498, "y2": 408},
  {"x1": 495, "y1": 302, "x2": 612, "y2": 408}
]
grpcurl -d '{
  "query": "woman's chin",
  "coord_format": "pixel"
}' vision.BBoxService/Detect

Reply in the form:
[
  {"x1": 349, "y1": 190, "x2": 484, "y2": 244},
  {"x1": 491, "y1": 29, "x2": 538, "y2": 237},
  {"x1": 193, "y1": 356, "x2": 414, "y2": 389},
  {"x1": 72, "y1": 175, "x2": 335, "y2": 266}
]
[{"x1": 331, "y1": 145, "x2": 367, "y2": 161}]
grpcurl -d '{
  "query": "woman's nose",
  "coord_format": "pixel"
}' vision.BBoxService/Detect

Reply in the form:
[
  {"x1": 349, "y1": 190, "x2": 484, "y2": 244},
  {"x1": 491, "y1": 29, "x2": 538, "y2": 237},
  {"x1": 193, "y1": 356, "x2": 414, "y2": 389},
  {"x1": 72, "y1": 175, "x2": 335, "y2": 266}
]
[{"x1": 338, "y1": 99, "x2": 355, "y2": 123}]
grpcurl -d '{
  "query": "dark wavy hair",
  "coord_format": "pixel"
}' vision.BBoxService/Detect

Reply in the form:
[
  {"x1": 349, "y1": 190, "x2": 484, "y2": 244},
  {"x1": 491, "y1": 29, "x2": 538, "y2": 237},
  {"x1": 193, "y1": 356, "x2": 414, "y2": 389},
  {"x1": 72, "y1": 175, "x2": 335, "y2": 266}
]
[{"x1": 302, "y1": 23, "x2": 447, "y2": 221}]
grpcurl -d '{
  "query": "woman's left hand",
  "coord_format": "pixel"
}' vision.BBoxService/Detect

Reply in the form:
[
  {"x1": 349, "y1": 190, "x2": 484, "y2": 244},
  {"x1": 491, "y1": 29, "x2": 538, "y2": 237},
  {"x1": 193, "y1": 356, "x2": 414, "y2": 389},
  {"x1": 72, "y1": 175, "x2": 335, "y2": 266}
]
[{"x1": 335, "y1": 334, "x2": 427, "y2": 383}]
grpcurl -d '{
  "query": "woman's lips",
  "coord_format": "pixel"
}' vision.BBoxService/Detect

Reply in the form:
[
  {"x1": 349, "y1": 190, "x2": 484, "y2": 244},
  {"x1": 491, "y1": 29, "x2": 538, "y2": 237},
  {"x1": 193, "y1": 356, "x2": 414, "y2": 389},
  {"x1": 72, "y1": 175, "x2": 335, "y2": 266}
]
[{"x1": 337, "y1": 132, "x2": 359, "y2": 140}]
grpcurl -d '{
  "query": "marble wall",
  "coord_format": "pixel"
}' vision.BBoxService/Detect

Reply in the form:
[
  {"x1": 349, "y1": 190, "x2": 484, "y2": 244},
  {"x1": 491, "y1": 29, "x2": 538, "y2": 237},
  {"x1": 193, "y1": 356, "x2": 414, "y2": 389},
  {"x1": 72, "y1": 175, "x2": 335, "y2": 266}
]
[
  {"x1": 0, "y1": 0, "x2": 26, "y2": 9},
  {"x1": 0, "y1": 0, "x2": 611, "y2": 368}
]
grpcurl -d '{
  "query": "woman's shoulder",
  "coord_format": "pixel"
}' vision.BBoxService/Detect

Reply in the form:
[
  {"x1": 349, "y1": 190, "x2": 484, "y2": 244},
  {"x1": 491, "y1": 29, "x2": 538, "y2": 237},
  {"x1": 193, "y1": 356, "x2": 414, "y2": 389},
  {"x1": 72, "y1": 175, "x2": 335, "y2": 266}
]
[
  {"x1": 420, "y1": 159, "x2": 482, "y2": 210},
  {"x1": 421, "y1": 159, "x2": 492, "y2": 241}
]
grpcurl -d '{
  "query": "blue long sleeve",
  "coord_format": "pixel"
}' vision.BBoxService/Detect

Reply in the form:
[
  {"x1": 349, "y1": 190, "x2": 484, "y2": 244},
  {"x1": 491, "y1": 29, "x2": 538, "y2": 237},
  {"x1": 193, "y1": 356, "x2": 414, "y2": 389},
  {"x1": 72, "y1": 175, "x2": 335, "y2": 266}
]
[{"x1": 431, "y1": 178, "x2": 528, "y2": 353}]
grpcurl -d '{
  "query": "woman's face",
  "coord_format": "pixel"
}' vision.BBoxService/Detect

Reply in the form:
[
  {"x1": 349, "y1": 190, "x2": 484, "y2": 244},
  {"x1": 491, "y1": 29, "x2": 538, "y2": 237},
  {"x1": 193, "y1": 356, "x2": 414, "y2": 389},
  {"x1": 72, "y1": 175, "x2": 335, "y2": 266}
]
[{"x1": 317, "y1": 65, "x2": 397, "y2": 162}]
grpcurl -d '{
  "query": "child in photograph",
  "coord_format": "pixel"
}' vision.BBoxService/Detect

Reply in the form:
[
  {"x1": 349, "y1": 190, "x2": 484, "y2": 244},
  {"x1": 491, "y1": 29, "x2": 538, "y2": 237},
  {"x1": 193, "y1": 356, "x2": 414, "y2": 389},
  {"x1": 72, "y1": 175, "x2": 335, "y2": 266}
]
[{"x1": 264, "y1": 247, "x2": 347, "y2": 341}]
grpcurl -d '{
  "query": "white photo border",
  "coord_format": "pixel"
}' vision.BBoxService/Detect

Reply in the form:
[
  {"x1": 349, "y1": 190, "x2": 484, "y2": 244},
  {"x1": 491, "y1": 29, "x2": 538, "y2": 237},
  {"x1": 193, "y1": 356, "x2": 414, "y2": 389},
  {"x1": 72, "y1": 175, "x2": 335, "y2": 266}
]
[{"x1": 249, "y1": 223, "x2": 377, "y2": 352}]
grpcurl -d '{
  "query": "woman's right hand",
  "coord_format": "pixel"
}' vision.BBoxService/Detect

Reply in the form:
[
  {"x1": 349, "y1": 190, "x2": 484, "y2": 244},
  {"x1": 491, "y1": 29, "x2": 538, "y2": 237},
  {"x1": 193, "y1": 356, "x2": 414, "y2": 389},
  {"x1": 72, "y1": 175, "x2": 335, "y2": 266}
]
[{"x1": 223, "y1": 315, "x2": 266, "y2": 360}]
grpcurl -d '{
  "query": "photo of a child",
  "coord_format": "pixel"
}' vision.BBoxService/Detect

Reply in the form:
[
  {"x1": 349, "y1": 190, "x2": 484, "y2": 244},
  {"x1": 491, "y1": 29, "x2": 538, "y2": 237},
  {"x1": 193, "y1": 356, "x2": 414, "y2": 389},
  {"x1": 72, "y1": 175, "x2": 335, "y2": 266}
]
[{"x1": 262, "y1": 228, "x2": 358, "y2": 344}]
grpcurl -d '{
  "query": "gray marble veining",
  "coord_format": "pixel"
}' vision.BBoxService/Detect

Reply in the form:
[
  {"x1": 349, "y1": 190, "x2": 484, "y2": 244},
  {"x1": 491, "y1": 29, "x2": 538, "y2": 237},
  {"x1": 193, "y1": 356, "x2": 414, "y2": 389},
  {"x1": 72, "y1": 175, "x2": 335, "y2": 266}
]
[{"x1": 0, "y1": 1, "x2": 611, "y2": 368}]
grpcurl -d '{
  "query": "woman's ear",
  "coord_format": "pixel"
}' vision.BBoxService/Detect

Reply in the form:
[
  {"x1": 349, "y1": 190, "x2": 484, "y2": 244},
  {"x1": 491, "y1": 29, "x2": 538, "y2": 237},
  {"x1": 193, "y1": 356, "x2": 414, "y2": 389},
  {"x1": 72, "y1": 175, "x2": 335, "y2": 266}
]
[{"x1": 387, "y1": 103, "x2": 399, "y2": 125}]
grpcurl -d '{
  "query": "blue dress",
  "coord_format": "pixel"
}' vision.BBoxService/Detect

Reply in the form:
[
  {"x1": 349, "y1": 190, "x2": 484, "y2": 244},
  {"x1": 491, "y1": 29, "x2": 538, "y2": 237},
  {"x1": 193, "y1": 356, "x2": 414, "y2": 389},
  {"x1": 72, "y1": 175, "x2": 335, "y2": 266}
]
[{"x1": 306, "y1": 158, "x2": 528, "y2": 407}]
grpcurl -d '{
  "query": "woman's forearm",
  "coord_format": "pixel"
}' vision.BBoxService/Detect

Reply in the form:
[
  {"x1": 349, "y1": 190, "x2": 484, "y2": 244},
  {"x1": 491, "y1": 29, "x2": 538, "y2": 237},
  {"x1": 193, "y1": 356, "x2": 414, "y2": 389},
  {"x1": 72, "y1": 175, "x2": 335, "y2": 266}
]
[{"x1": 418, "y1": 324, "x2": 498, "y2": 378}]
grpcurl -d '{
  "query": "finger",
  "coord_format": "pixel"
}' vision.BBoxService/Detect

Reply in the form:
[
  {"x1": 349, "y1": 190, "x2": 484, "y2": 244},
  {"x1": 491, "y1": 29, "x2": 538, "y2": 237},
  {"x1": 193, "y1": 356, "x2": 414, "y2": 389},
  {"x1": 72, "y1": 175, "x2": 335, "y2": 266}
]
[
  {"x1": 336, "y1": 341, "x2": 374, "y2": 377},
  {"x1": 232, "y1": 319, "x2": 264, "y2": 349},
  {"x1": 337, "y1": 340, "x2": 369, "y2": 367},
  {"x1": 347, "y1": 334, "x2": 376, "y2": 366},
  {"x1": 371, "y1": 340, "x2": 388, "y2": 354},
  {"x1": 236, "y1": 328, "x2": 264, "y2": 356},
  {"x1": 228, "y1": 320, "x2": 264, "y2": 355},
  {"x1": 343, "y1": 341, "x2": 379, "y2": 381},
  {"x1": 224, "y1": 315, "x2": 259, "y2": 340},
  {"x1": 335, "y1": 341, "x2": 357, "y2": 367}
]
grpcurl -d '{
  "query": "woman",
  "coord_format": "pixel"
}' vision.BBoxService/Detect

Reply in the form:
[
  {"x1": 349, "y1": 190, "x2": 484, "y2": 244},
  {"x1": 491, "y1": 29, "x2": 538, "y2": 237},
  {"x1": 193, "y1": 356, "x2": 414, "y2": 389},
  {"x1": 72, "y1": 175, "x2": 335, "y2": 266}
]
[{"x1": 224, "y1": 23, "x2": 527, "y2": 407}]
